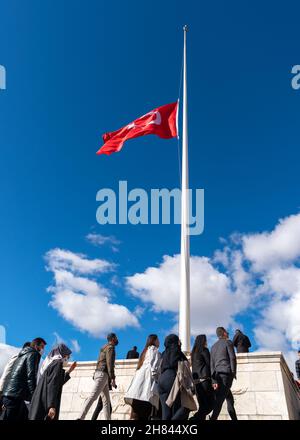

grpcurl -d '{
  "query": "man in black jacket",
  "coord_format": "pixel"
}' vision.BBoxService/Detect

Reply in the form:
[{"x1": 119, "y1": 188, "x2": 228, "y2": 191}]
[
  {"x1": 210, "y1": 327, "x2": 237, "y2": 420},
  {"x1": 1, "y1": 337, "x2": 46, "y2": 420},
  {"x1": 232, "y1": 329, "x2": 251, "y2": 353},
  {"x1": 126, "y1": 346, "x2": 139, "y2": 360}
]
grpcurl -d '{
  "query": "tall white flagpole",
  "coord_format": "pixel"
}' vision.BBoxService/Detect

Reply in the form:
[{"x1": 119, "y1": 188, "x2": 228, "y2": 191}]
[{"x1": 179, "y1": 25, "x2": 191, "y2": 353}]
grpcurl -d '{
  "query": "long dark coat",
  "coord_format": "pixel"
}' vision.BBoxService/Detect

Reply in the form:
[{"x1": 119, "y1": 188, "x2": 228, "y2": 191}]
[{"x1": 29, "y1": 360, "x2": 70, "y2": 420}]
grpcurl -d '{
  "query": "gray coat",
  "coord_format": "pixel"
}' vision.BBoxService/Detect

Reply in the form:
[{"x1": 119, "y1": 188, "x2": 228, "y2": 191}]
[{"x1": 210, "y1": 339, "x2": 236, "y2": 383}]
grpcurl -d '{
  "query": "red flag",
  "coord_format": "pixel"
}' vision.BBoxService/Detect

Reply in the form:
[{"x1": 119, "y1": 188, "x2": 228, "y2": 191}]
[{"x1": 97, "y1": 102, "x2": 178, "y2": 155}]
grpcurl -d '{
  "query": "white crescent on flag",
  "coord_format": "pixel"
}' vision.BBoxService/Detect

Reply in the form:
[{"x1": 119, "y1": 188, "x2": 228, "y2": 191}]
[{"x1": 146, "y1": 110, "x2": 162, "y2": 125}]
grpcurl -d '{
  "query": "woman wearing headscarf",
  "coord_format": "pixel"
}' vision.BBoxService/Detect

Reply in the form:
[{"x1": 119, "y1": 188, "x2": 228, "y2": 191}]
[
  {"x1": 124, "y1": 334, "x2": 161, "y2": 420},
  {"x1": 158, "y1": 334, "x2": 195, "y2": 420},
  {"x1": 29, "y1": 343, "x2": 76, "y2": 420},
  {"x1": 190, "y1": 334, "x2": 214, "y2": 420}
]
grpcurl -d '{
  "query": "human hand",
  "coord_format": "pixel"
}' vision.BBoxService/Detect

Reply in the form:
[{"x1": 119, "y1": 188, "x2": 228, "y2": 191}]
[
  {"x1": 68, "y1": 361, "x2": 77, "y2": 374},
  {"x1": 111, "y1": 379, "x2": 117, "y2": 389},
  {"x1": 48, "y1": 407, "x2": 56, "y2": 420}
]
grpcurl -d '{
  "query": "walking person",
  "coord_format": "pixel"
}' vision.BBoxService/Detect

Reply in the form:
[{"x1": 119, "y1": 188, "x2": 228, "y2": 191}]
[
  {"x1": 78, "y1": 333, "x2": 118, "y2": 420},
  {"x1": 232, "y1": 329, "x2": 251, "y2": 353},
  {"x1": 90, "y1": 391, "x2": 112, "y2": 420},
  {"x1": 158, "y1": 334, "x2": 195, "y2": 420},
  {"x1": 1, "y1": 337, "x2": 46, "y2": 420},
  {"x1": 0, "y1": 342, "x2": 31, "y2": 397},
  {"x1": 29, "y1": 343, "x2": 76, "y2": 420},
  {"x1": 125, "y1": 334, "x2": 161, "y2": 420},
  {"x1": 190, "y1": 335, "x2": 214, "y2": 420},
  {"x1": 126, "y1": 346, "x2": 139, "y2": 360},
  {"x1": 210, "y1": 327, "x2": 237, "y2": 420},
  {"x1": 0, "y1": 342, "x2": 31, "y2": 419}
]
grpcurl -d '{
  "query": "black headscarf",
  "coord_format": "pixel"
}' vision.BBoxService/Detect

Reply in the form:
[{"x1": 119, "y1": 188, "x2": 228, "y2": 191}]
[{"x1": 161, "y1": 334, "x2": 186, "y2": 372}]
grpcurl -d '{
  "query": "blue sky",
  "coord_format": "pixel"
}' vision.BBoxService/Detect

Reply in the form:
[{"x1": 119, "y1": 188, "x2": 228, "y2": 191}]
[{"x1": 1, "y1": 0, "x2": 300, "y2": 364}]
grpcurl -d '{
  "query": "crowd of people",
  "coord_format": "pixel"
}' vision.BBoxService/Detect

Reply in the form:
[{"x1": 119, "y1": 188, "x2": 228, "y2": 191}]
[
  {"x1": 0, "y1": 327, "x2": 256, "y2": 421},
  {"x1": 123, "y1": 328, "x2": 242, "y2": 421}
]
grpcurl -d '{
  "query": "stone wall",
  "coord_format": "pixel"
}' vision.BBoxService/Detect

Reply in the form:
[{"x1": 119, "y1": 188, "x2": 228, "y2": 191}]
[
  {"x1": 219, "y1": 352, "x2": 300, "y2": 420},
  {"x1": 60, "y1": 352, "x2": 300, "y2": 420}
]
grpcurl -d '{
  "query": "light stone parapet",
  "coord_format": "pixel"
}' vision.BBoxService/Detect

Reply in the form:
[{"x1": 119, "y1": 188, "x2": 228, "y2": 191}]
[{"x1": 60, "y1": 352, "x2": 300, "y2": 420}]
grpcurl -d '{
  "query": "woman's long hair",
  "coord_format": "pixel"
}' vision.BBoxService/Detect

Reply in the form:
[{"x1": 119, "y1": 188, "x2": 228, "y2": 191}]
[
  {"x1": 191, "y1": 334, "x2": 207, "y2": 363},
  {"x1": 136, "y1": 334, "x2": 158, "y2": 370}
]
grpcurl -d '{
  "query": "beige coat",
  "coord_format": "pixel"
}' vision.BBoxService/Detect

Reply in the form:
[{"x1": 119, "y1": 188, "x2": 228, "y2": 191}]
[{"x1": 166, "y1": 360, "x2": 197, "y2": 411}]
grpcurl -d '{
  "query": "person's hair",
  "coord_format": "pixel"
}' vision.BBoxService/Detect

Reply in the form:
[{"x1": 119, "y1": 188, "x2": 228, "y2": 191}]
[
  {"x1": 216, "y1": 327, "x2": 226, "y2": 338},
  {"x1": 298, "y1": 349, "x2": 300, "y2": 353},
  {"x1": 133, "y1": 346, "x2": 137, "y2": 350},
  {"x1": 137, "y1": 334, "x2": 158, "y2": 370},
  {"x1": 191, "y1": 335, "x2": 207, "y2": 363},
  {"x1": 107, "y1": 333, "x2": 117, "y2": 342},
  {"x1": 31, "y1": 337, "x2": 47, "y2": 347},
  {"x1": 22, "y1": 342, "x2": 31, "y2": 348}
]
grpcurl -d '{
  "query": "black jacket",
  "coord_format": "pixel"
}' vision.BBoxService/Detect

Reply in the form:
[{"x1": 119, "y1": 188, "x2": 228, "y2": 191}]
[
  {"x1": 29, "y1": 360, "x2": 70, "y2": 420},
  {"x1": 232, "y1": 332, "x2": 251, "y2": 353},
  {"x1": 126, "y1": 350, "x2": 139, "y2": 359},
  {"x1": 210, "y1": 339, "x2": 236, "y2": 383},
  {"x1": 191, "y1": 347, "x2": 211, "y2": 380},
  {"x1": 158, "y1": 350, "x2": 188, "y2": 395},
  {"x1": 2, "y1": 346, "x2": 41, "y2": 401}
]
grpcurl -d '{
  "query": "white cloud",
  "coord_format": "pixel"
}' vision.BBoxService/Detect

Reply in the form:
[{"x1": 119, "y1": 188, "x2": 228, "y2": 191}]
[
  {"x1": 45, "y1": 248, "x2": 114, "y2": 275},
  {"x1": 0, "y1": 325, "x2": 6, "y2": 344},
  {"x1": 46, "y1": 248, "x2": 139, "y2": 338},
  {"x1": 51, "y1": 270, "x2": 109, "y2": 297},
  {"x1": 70, "y1": 339, "x2": 81, "y2": 354},
  {"x1": 0, "y1": 343, "x2": 19, "y2": 376},
  {"x1": 86, "y1": 233, "x2": 121, "y2": 252},
  {"x1": 53, "y1": 331, "x2": 66, "y2": 345},
  {"x1": 127, "y1": 254, "x2": 251, "y2": 338},
  {"x1": 240, "y1": 213, "x2": 300, "y2": 368},
  {"x1": 243, "y1": 213, "x2": 300, "y2": 271},
  {"x1": 51, "y1": 333, "x2": 81, "y2": 355},
  {"x1": 50, "y1": 288, "x2": 138, "y2": 337}
]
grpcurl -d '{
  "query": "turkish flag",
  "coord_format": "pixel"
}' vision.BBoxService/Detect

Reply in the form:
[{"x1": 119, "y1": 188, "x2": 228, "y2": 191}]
[{"x1": 97, "y1": 102, "x2": 178, "y2": 155}]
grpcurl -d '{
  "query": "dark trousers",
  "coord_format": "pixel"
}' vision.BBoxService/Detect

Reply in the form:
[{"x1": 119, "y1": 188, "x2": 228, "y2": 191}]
[
  {"x1": 150, "y1": 399, "x2": 162, "y2": 420},
  {"x1": 192, "y1": 380, "x2": 214, "y2": 420},
  {"x1": 91, "y1": 395, "x2": 112, "y2": 420},
  {"x1": 159, "y1": 391, "x2": 190, "y2": 420},
  {"x1": 130, "y1": 399, "x2": 152, "y2": 420},
  {"x1": 210, "y1": 373, "x2": 237, "y2": 420},
  {"x1": 158, "y1": 370, "x2": 189, "y2": 421},
  {"x1": 1, "y1": 396, "x2": 28, "y2": 421}
]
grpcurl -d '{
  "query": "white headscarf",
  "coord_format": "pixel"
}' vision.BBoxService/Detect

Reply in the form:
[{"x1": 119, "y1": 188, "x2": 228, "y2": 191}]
[{"x1": 38, "y1": 343, "x2": 72, "y2": 381}]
